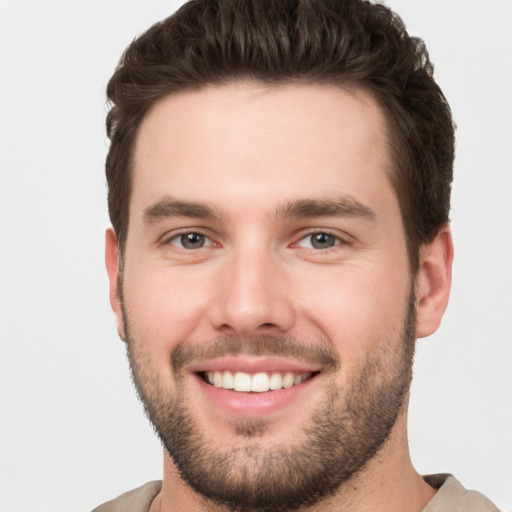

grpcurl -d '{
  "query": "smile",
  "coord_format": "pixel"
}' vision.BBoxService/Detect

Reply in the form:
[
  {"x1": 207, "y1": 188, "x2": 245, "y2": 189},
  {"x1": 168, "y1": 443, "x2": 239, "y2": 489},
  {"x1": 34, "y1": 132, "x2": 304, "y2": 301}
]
[
  {"x1": 187, "y1": 359, "x2": 323, "y2": 418},
  {"x1": 203, "y1": 370, "x2": 314, "y2": 392}
]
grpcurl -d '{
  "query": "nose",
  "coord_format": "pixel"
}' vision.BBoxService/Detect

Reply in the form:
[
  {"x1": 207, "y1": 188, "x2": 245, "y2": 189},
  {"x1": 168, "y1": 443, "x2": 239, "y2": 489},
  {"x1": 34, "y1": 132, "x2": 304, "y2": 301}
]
[{"x1": 208, "y1": 246, "x2": 295, "y2": 337}]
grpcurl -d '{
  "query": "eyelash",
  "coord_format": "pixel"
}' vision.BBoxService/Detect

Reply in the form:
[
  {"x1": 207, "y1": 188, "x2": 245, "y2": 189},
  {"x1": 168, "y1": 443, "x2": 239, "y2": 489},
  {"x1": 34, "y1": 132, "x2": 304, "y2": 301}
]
[
  {"x1": 295, "y1": 232, "x2": 345, "y2": 251},
  {"x1": 165, "y1": 231, "x2": 215, "y2": 250},
  {"x1": 163, "y1": 230, "x2": 348, "y2": 252}
]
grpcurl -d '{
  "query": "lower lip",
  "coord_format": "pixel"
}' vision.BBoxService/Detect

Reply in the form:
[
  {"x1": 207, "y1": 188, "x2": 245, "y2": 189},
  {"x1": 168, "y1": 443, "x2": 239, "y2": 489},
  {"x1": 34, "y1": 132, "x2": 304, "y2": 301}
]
[{"x1": 193, "y1": 374, "x2": 318, "y2": 419}]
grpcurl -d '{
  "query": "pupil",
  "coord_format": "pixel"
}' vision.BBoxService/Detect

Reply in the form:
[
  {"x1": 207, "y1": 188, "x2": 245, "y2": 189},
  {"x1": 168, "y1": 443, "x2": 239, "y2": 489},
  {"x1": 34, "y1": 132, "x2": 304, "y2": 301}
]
[
  {"x1": 182, "y1": 233, "x2": 204, "y2": 249},
  {"x1": 312, "y1": 233, "x2": 334, "y2": 249}
]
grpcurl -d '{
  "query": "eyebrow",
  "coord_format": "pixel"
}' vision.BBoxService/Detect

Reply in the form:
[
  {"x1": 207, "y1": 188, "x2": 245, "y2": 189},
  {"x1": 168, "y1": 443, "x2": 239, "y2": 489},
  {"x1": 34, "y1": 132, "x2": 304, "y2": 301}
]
[
  {"x1": 275, "y1": 197, "x2": 376, "y2": 222},
  {"x1": 142, "y1": 195, "x2": 376, "y2": 225},
  {"x1": 143, "y1": 197, "x2": 221, "y2": 224}
]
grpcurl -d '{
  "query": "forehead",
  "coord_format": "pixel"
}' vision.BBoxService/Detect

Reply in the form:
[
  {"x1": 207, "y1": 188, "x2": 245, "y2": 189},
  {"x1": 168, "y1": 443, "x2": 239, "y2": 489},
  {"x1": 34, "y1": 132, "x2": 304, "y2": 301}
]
[{"x1": 131, "y1": 82, "x2": 395, "y2": 219}]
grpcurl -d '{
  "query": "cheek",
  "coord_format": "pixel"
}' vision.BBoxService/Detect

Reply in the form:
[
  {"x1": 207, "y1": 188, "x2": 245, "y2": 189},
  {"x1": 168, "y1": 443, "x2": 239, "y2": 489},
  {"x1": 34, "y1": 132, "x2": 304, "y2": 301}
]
[
  {"x1": 122, "y1": 263, "x2": 213, "y2": 357},
  {"x1": 295, "y1": 262, "x2": 410, "y2": 359}
]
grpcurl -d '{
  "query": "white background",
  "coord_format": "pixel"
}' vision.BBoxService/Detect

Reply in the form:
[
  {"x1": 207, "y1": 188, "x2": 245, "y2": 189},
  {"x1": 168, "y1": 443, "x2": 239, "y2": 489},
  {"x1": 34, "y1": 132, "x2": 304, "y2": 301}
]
[{"x1": 0, "y1": 1, "x2": 511, "y2": 511}]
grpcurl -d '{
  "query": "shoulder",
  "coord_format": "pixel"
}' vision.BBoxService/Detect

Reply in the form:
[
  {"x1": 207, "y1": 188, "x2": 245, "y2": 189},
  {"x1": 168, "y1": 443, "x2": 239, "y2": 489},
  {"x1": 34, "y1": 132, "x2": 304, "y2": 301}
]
[
  {"x1": 422, "y1": 474, "x2": 501, "y2": 512},
  {"x1": 91, "y1": 481, "x2": 162, "y2": 512}
]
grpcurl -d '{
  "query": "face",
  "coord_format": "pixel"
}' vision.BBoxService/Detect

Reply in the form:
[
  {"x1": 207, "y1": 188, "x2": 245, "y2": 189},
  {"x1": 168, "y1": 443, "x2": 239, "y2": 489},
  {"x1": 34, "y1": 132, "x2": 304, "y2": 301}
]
[{"x1": 108, "y1": 83, "x2": 418, "y2": 511}]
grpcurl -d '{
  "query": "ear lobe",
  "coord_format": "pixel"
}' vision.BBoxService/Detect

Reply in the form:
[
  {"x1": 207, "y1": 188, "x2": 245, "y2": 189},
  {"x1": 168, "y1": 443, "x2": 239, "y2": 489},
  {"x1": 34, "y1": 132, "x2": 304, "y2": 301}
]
[
  {"x1": 105, "y1": 228, "x2": 126, "y2": 342},
  {"x1": 415, "y1": 226, "x2": 454, "y2": 338}
]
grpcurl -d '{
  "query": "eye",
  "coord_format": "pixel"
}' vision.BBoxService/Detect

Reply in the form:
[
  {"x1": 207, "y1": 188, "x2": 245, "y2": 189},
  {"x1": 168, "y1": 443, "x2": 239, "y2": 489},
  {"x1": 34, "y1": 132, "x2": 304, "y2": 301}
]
[
  {"x1": 297, "y1": 232, "x2": 340, "y2": 250},
  {"x1": 169, "y1": 232, "x2": 211, "y2": 250}
]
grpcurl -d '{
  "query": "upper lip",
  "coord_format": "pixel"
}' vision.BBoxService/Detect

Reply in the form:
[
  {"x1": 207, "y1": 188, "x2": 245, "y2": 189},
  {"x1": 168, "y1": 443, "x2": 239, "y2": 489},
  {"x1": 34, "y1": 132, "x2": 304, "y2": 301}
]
[{"x1": 186, "y1": 355, "x2": 322, "y2": 375}]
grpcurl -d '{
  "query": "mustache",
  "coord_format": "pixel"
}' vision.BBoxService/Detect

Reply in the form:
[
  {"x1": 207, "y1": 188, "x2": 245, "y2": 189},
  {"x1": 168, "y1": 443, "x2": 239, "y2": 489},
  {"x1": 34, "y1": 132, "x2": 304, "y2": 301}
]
[{"x1": 171, "y1": 335, "x2": 340, "y2": 373}]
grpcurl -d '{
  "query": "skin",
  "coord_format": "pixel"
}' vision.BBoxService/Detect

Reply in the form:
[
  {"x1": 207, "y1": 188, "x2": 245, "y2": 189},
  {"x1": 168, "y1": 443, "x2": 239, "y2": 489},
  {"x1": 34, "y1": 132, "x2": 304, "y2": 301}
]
[{"x1": 105, "y1": 82, "x2": 453, "y2": 511}]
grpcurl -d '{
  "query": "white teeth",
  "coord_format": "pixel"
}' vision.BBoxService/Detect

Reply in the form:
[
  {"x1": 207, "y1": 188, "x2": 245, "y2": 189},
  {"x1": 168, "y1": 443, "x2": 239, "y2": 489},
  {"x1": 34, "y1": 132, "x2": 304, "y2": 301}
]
[
  {"x1": 222, "y1": 370, "x2": 234, "y2": 389},
  {"x1": 269, "y1": 372, "x2": 283, "y2": 390},
  {"x1": 233, "y1": 372, "x2": 252, "y2": 392},
  {"x1": 282, "y1": 373, "x2": 295, "y2": 389},
  {"x1": 205, "y1": 371, "x2": 312, "y2": 392},
  {"x1": 213, "y1": 371, "x2": 223, "y2": 388},
  {"x1": 294, "y1": 373, "x2": 308, "y2": 385},
  {"x1": 251, "y1": 372, "x2": 270, "y2": 392}
]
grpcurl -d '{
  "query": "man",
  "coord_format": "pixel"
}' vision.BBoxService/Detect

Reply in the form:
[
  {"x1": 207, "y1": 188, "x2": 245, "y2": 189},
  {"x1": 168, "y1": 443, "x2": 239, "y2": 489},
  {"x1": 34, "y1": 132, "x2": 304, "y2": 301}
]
[{"x1": 94, "y1": 0, "x2": 500, "y2": 511}]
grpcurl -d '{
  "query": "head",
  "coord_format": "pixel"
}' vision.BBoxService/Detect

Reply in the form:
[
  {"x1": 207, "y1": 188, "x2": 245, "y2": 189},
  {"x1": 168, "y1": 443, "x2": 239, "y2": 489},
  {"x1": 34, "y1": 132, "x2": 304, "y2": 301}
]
[{"x1": 104, "y1": 1, "x2": 454, "y2": 510}]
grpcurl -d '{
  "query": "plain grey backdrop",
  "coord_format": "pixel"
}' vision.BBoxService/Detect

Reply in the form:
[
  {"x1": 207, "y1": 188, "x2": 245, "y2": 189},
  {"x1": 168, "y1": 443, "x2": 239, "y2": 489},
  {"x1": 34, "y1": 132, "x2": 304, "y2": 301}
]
[{"x1": 0, "y1": 1, "x2": 511, "y2": 511}]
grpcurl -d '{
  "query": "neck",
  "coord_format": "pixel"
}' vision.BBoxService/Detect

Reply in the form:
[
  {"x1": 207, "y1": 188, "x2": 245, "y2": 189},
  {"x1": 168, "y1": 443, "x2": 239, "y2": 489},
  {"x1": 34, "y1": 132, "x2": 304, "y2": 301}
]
[{"x1": 151, "y1": 410, "x2": 436, "y2": 512}]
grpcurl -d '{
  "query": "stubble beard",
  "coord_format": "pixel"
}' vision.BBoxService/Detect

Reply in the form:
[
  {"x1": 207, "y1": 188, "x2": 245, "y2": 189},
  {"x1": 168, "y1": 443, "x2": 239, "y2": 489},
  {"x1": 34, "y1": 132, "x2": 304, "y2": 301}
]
[{"x1": 124, "y1": 293, "x2": 416, "y2": 512}]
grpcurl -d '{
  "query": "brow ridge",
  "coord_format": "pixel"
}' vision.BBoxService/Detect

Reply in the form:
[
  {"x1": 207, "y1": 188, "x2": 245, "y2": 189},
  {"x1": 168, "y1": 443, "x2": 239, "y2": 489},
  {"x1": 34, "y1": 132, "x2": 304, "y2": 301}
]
[
  {"x1": 143, "y1": 197, "x2": 220, "y2": 224},
  {"x1": 275, "y1": 197, "x2": 376, "y2": 221},
  {"x1": 142, "y1": 195, "x2": 375, "y2": 225}
]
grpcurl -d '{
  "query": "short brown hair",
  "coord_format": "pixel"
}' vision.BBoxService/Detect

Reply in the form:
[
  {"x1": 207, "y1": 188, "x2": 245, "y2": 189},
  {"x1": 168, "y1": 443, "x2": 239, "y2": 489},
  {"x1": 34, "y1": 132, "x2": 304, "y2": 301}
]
[{"x1": 106, "y1": 0, "x2": 455, "y2": 272}]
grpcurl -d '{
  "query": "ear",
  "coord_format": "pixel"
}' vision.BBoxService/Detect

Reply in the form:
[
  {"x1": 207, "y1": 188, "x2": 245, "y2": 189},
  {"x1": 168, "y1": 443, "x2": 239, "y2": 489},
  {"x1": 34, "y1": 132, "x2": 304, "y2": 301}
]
[
  {"x1": 105, "y1": 228, "x2": 126, "y2": 342},
  {"x1": 415, "y1": 226, "x2": 454, "y2": 338}
]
